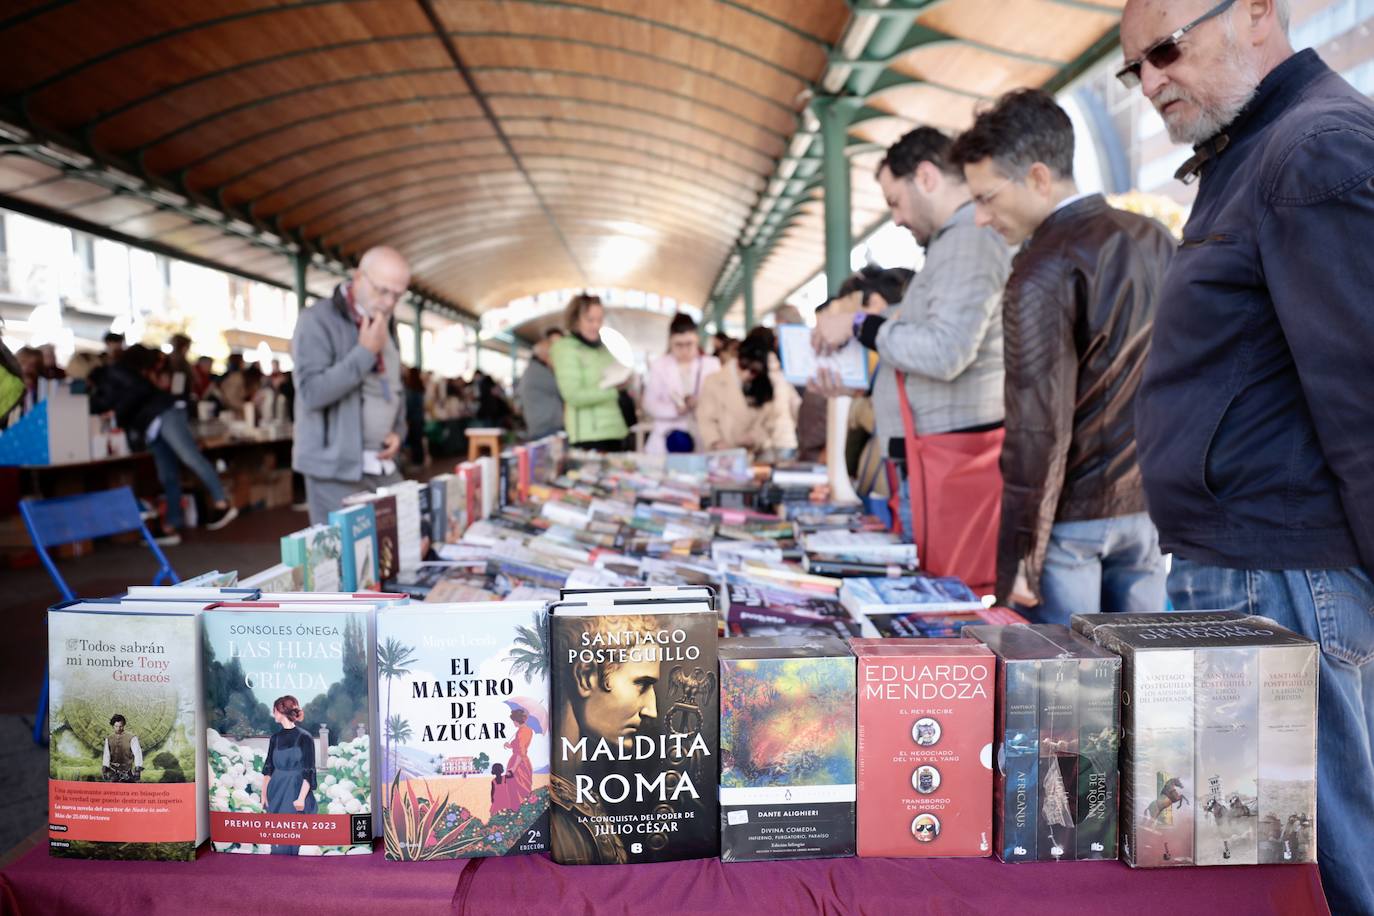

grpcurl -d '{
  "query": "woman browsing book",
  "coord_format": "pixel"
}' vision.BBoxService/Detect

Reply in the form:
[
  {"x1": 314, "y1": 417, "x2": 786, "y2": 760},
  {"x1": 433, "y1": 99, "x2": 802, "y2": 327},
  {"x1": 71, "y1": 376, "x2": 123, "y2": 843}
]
[{"x1": 643, "y1": 313, "x2": 720, "y2": 455}]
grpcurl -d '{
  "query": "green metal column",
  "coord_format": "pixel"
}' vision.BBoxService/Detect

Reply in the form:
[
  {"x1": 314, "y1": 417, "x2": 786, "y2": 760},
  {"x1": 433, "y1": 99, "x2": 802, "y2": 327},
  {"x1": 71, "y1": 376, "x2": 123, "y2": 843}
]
[
  {"x1": 812, "y1": 96, "x2": 863, "y2": 297},
  {"x1": 294, "y1": 251, "x2": 308, "y2": 312},
  {"x1": 414, "y1": 299, "x2": 424, "y2": 370},
  {"x1": 740, "y1": 245, "x2": 758, "y2": 330}
]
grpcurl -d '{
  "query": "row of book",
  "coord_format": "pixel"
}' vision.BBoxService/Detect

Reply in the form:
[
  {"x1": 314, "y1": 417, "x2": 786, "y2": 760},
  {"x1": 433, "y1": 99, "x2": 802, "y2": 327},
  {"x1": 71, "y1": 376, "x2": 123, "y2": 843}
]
[{"x1": 47, "y1": 581, "x2": 1316, "y2": 870}]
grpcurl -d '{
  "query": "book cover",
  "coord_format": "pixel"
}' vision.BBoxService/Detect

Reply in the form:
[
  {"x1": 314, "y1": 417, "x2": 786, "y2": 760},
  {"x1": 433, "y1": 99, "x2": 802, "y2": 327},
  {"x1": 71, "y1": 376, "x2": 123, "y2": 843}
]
[
  {"x1": 47, "y1": 603, "x2": 206, "y2": 860},
  {"x1": 718, "y1": 637, "x2": 856, "y2": 862},
  {"x1": 1070, "y1": 610, "x2": 1247, "y2": 642},
  {"x1": 1194, "y1": 647, "x2": 1259, "y2": 865},
  {"x1": 841, "y1": 576, "x2": 982, "y2": 617},
  {"x1": 1075, "y1": 656, "x2": 1120, "y2": 861},
  {"x1": 726, "y1": 581, "x2": 848, "y2": 620},
  {"x1": 1257, "y1": 644, "x2": 1317, "y2": 864},
  {"x1": 241, "y1": 564, "x2": 303, "y2": 593},
  {"x1": 416, "y1": 483, "x2": 434, "y2": 562},
  {"x1": 345, "y1": 492, "x2": 399, "y2": 584},
  {"x1": 330, "y1": 504, "x2": 380, "y2": 593},
  {"x1": 724, "y1": 605, "x2": 866, "y2": 639},
  {"x1": 549, "y1": 598, "x2": 718, "y2": 864},
  {"x1": 377, "y1": 603, "x2": 551, "y2": 860},
  {"x1": 445, "y1": 473, "x2": 467, "y2": 543},
  {"x1": 202, "y1": 605, "x2": 375, "y2": 855},
  {"x1": 1000, "y1": 657, "x2": 1039, "y2": 863},
  {"x1": 382, "y1": 480, "x2": 423, "y2": 572},
  {"x1": 1037, "y1": 657, "x2": 1078, "y2": 862},
  {"x1": 852, "y1": 640, "x2": 994, "y2": 857},
  {"x1": 281, "y1": 525, "x2": 342, "y2": 593},
  {"x1": 1123, "y1": 646, "x2": 1194, "y2": 867}
]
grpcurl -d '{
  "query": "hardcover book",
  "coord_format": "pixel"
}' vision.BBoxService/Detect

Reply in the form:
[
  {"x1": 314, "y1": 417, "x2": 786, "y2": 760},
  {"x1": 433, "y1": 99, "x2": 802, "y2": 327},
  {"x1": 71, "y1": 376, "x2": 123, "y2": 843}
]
[
  {"x1": 240, "y1": 564, "x2": 303, "y2": 593},
  {"x1": 344, "y1": 491, "x2": 399, "y2": 584},
  {"x1": 549, "y1": 594, "x2": 718, "y2": 864},
  {"x1": 1257, "y1": 644, "x2": 1317, "y2": 864},
  {"x1": 202, "y1": 603, "x2": 376, "y2": 855},
  {"x1": 1084, "y1": 615, "x2": 1317, "y2": 868},
  {"x1": 280, "y1": 524, "x2": 343, "y2": 593},
  {"x1": 330, "y1": 504, "x2": 380, "y2": 593},
  {"x1": 718, "y1": 636, "x2": 856, "y2": 862},
  {"x1": 852, "y1": 639, "x2": 994, "y2": 857},
  {"x1": 377, "y1": 602, "x2": 551, "y2": 860},
  {"x1": 47, "y1": 601, "x2": 208, "y2": 860},
  {"x1": 840, "y1": 576, "x2": 983, "y2": 618},
  {"x1": 381, "y1": 480, "x2": 424, "y2": 572}
]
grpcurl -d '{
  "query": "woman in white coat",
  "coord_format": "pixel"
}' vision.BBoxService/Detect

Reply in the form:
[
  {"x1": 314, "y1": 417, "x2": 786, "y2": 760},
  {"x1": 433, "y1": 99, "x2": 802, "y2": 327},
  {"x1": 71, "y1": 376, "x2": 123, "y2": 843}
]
[{"x1": 643, "y1": 313, "x2": 720, "y2": 455}]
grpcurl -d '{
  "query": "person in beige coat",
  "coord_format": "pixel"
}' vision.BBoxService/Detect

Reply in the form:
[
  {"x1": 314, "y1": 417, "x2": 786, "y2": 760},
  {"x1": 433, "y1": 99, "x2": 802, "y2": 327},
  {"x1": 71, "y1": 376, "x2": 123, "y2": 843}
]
[{"x1": 697, "y1": 328, "x2": 798, "y2": 456}]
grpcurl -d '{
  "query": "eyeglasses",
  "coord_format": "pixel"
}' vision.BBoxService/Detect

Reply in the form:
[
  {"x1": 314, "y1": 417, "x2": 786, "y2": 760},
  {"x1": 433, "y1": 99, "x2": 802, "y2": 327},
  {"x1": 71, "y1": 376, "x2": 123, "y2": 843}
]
[
  {"x1": 361, "y1": 269, "x2": 406, "y2": 302},
  {"x1": 1116, "y1": 0, "x2": 1238, "y2": 88},
  {"x1": 971, "y1": 176, "x2": 1016, "y2": 207}
]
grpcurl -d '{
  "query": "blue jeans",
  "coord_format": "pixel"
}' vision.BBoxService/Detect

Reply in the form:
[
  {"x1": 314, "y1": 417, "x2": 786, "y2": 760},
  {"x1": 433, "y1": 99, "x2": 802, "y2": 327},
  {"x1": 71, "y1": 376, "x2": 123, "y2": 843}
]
[
  {"x1": 1031, "y1": 512, "x2": 1167, "y2": 625},
  {"x1": 148, "y1": 406, "x2": 226, "y2": 529},
  {"x1": 1170, "y1": 558, "x2": 1374, "y2": 916}
]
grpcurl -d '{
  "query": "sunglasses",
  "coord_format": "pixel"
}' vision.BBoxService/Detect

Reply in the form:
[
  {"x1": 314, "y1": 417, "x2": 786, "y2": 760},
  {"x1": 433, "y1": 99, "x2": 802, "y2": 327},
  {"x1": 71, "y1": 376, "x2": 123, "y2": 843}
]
[{"x1": 1116, "y1": 0, "x2": 1238, "y2": 88}]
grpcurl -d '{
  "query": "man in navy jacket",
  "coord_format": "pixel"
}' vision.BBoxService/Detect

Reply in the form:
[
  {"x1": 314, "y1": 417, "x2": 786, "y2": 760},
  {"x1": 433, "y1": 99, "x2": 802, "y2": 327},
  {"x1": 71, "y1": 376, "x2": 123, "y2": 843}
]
[{"x1": 1123, "y1": 0, "x2": 1374, "y2": 911}]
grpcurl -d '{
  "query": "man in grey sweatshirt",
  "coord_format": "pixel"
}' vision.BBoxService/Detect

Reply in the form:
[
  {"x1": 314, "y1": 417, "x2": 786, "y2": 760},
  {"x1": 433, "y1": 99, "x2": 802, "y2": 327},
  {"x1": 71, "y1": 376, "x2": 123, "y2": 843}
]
[
  {"x1": 516, "y1": 328, "x2": 565, "y2": 441},
  {"x1": 291, "y1": 246, "x2": 410, "y2": 525}
]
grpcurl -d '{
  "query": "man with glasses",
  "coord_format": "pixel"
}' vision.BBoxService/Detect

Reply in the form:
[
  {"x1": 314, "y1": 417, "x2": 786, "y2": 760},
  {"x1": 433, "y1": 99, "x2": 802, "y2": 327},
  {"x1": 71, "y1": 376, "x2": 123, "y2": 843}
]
[
  {"x1": 1121, "y1": 1, "x2": 1374, "y2": 911},
  {"x1": 948, "y1": 89, "x2": 1174, "y2": 623},
  {"x1": 291, "y1": 245, "x2": 412, "y2": 524}
]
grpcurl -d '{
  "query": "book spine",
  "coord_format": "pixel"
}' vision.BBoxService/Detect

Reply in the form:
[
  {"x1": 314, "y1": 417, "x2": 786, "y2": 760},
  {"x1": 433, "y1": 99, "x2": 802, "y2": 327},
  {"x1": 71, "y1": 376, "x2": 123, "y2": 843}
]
[
  {"x1": 1037, "y1": 658, "x2": 1077, "y2": 861},
  {"x1": 1257, "y1": 644, "x2": 1317, "y2": 864},
  {"x1": 1128, "y1": 648, "x2": 1194, "y2": 867},
  {"x1": 999, "y1": 659, "x2": 1039, "y2": 862},
  {"x1": 1075, "y1": 657, "x2": 1119, "y2": 860},
  {"x1": 1195, "y1": 646, "x2": 1260, "y2": 865}
]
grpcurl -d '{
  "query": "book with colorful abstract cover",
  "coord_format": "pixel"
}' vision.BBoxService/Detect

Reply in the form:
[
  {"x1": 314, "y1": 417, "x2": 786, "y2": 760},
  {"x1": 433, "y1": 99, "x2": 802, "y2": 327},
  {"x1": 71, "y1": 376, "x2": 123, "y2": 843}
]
[
  {"x1": 719, "y1": 636, "x2": 856, "y2": 862},
  {"x1": 376, "y1": 602, "x2": 551, "y2": 860},
  {"x1": 202, "y1": 603, "x2": 376, "y2": 855},
  {"x1": 47, "y1": 601, "x2": 209, "y2": 860}
]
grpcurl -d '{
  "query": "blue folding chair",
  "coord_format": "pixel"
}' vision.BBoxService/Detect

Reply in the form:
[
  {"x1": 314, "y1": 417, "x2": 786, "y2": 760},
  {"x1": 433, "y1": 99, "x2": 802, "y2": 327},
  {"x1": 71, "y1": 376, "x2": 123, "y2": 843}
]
[{"x1": 19, "y1": 486, "x2": 180, "y2": 745}]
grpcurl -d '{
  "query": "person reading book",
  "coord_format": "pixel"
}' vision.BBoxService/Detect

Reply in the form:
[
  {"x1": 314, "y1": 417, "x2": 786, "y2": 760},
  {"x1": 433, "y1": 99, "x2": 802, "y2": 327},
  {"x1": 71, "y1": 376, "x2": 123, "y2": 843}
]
[{"x1": 262, "y1": 695, "x2": 318, "y2": 855}]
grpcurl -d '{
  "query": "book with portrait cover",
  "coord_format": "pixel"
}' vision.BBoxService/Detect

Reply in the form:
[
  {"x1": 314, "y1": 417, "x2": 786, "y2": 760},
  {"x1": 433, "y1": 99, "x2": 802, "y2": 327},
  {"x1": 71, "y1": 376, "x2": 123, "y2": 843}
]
[
  {"x1": 47, "y1": 601, "x2": 209, "y2": 861},
  {"x1": 718, "y1": 636, "x2": 856, "y2": 862},
  {"x1": 344, "y1": 491, "x2": 399, "y2": 584},
  {"x1": 329, "y1": 504, "x2": 380, "y2": 593},
  {"x1": 376, "y1": 602, "x2": 551, "y2": 860},
  {"x1": 202, "y1": 603, "x2": 376, "y2": 855},
  {"x1": 852, "y1": 639, "x2": 994, "y2": 858},
  {"x1": 549, "y1": 595, "x2": 718, "y2": 864}
]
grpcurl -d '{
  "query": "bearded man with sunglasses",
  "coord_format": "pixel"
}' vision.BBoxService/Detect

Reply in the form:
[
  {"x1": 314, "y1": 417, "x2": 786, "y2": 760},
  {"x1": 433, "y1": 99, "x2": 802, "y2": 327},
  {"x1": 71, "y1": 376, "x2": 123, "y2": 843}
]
[
  {"x1": 291, "y1": 245, "x2": 412, "y2": 524},
  {"x1": 1121, "y1": 1, "x2": 1374, "y2": 912}
]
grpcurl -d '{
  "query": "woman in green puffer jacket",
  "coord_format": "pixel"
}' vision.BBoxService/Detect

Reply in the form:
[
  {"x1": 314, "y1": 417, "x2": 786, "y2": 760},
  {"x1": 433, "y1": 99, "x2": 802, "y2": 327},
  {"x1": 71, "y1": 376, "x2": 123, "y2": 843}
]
[{"x1": 549, "y1": 293, "x2": 629, "y2": 449}]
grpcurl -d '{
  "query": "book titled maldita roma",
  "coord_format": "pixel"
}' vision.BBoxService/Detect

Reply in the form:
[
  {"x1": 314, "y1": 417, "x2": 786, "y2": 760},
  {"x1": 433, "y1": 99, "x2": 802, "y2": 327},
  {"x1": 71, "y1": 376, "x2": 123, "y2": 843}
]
[
  {"x1": 549, "y1": 593, "x2": 718, "y2": 864},
  {"x1": 377, "y1": 601, "x2": 551, "y2": 861}
]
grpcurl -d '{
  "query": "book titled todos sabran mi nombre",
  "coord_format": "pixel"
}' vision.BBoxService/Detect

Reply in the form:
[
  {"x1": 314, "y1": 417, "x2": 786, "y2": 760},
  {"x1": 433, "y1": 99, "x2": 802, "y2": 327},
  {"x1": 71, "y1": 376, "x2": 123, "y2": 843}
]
[
  {"x1": 47, "y1": 601, "x2": 209, "y2": 861},
  {"x1": 549, "y1": 594, "x2": 718, "y2": 864},
  {"x1": 202, "y1": 603, "x2": 376, "y2": 855},
  {"x1": 852, "y1": 639, "x2": 995, "y2": 858},
  {"x1": 377, "y1": 601, "x2": 551, "y2": 861}
]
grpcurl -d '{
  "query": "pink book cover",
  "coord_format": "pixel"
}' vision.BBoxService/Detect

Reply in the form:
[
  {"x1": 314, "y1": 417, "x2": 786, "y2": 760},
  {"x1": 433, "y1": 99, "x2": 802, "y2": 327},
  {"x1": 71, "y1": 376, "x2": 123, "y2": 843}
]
[{"x1": 853, "y1": 639, "x2": 995, "y2": 857}]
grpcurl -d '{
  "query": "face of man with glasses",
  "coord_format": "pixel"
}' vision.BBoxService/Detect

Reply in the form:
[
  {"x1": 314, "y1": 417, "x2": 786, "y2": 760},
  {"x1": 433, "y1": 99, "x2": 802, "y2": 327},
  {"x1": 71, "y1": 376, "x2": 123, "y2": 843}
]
[
  {"x1": 353, "y1": 250, "x2": 411, "y2": 318},
  {"x1": 1119, "y1": 0, "x2": 1266, "y2": 145}
]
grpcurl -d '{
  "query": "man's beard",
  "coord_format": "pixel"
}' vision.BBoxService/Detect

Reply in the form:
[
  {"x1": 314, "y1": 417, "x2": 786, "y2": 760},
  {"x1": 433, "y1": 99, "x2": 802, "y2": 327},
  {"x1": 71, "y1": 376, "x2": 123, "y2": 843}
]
[{"x1": 1154, "y1": 32, "x2": 1260, "y2": 145}]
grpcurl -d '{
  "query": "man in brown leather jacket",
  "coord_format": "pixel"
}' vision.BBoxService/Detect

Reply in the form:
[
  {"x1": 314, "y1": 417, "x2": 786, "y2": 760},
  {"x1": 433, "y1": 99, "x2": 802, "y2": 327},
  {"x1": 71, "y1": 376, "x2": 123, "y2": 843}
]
[{"x1": 950, "y1": 89, "x2": 1175, "y2": 622}]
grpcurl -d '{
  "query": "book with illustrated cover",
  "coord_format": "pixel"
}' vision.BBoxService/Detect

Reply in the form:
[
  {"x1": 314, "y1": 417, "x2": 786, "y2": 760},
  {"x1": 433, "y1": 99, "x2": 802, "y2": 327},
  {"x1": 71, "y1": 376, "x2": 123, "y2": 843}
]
[
  {"x1": 865, "y1": 606, "x2": 1027, "y2": 639},
  {"x1": 1037, "y1": 656, "x2": 1078, "y2": 862},
  {"x1": 1194, "y1": 647, "x2": 1259, "y2": 865},
  {"x1": 1076, "y1": 655, "x2": 1121, "y2": 861},
  {"x1": 240, "y1": 564, "x2": 303, "y2": 593},
  {"x1": 724, "y1": 605, "x2": 866, "y2": 639},
  {"x1": 841, "y1": 576, "x2": 983, "y2": 618},
  {"x1": 1257, "y1": 644, "x2": 1317, "y2": 864},
  {"x1": 47, "y1": 601, "x2": 208, "y2": 861},
  {"x1": 719, "y1": 636, "x2": 856, "y2": 862},
  {"x1": 344, "y1": 491, "x2": 399, "y2": 584},
  {"x1": 549, "y1": 594, "x2": 718, "y2": 864},
  {"x1": 852, "y1": 639, "x2": 994, "y2": 858},
  {"x1": 281, "y1": 524, "x2": 342, "y2": 593},
  {"x1": 726, "y1": 581, "x2": 849, "y2": 621},
  {"x1": 330, "y1": 504, "x2": 380, "y2": 593},
  {"x1": 381, "y1": 480, "x2": 423, "y2": 572},
  {"x1": 202, "y1": 603, "x2": 376, "y2": 855},
  {"x1": 377, "y1": 602, "x2": 551, "y2": 860}
]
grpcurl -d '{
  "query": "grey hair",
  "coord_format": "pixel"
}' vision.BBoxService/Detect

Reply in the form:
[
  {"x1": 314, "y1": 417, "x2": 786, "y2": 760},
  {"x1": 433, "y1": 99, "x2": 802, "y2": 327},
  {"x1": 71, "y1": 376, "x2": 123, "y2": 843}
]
[{"x1": 1275, "y1": 0, "x2": 1291, "y2": 32}]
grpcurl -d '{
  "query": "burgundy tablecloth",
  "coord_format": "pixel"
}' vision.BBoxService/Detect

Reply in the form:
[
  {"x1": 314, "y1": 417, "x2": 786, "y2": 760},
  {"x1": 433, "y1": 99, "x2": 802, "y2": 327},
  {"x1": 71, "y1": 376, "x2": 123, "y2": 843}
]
[{"x1": 0, "y1": 845, "x2": 1329, "y2": 916}]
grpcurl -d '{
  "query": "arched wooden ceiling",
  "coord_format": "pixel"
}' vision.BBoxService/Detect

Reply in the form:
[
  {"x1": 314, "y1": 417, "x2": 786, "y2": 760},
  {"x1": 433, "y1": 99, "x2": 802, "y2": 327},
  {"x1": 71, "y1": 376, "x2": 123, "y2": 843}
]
[{"x1": 0, "y1": 0, "x2": 1123, "y2": 335}]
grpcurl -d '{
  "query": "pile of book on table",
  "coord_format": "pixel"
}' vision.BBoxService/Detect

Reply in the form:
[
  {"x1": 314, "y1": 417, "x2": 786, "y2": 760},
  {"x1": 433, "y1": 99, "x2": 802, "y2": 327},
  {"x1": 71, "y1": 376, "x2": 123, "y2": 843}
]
[{"x1": 44, "y1": 441, "x2": 1317, "y2": 871}]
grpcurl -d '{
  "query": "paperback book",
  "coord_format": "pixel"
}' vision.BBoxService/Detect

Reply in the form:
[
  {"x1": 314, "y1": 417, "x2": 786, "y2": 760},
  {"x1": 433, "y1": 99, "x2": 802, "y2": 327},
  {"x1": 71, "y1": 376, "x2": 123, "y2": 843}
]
[
  {"x1": 280, "y1": 524, "x2": 343, "y2": 593},
  {"x1": 202, "y1": 604, "x2": 376, "y2": 855},
  {"x1": 47, "y1": 601, "x2": 208, "y2": 861},
  {"x1": 330, "y1": 504, "x2": 380, "y2": 593},
  {"x1": 549, "y1": 594, "x2": 718, "y2": 864},
  {"x1": 852, "y1": 639, "x2": 995, "y2": 857},
  {"x1": 377, "y1": 602, "x2": 551, "y2": 860},
  {"x1": 344, "y1": 491, "x2": 399, "y2": 584},
  {"x1": 719, "y1": 636, "x2": 856, "y2": 862},
  {"x1": 840, "y1": 576, "x2": 983, "y2": 618}
]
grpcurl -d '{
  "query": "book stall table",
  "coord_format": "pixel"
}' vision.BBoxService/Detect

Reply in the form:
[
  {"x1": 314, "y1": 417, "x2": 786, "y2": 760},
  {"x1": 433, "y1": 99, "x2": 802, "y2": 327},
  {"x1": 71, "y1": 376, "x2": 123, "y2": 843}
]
[{"x1": 0, "y1": 844, "x2": 1329, "y2": 916}]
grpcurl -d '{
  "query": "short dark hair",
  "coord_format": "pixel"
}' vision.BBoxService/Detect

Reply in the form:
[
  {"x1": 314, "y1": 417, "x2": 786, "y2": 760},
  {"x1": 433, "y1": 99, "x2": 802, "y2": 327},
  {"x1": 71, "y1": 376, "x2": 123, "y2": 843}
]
[
  {"x1": 878, "y1": 127, "x2": 957, "y2": 180},
  {"x1": 949, "y1": 88, "x2": 1075, "y2": 180},
  {"x1": 543, "y1": 327, "x2": 564, "y2": 341},
  {"x1": 837, "y1": 265, "x2": 915, "y2": 306},
  {"x1": 109, "y1": 714, "x2": 126, "y2": 726},
  {"x1": 103, "y1": 332, "x2": 125, "y2": 345},
  {"x1": 668, "y1": 312, "x2": 697, "y2": 337}
]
